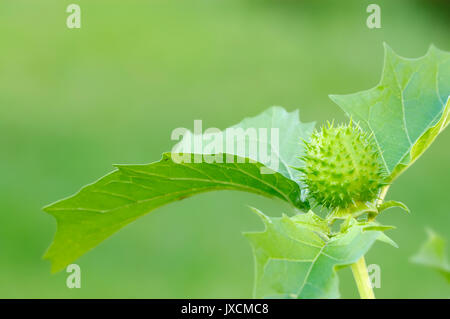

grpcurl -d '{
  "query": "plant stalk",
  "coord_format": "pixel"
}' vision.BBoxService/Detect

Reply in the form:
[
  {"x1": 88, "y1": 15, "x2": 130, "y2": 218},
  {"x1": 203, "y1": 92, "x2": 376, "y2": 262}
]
[
  {"x1": 377, "y1": 185, "x2": 390, "y2": 204},
  {"x1": 351, "y1": 185, "x2": 390, "y2": 299},
  {"x1": 351, "y1": 256, "x2": 375, "y2": 299}
]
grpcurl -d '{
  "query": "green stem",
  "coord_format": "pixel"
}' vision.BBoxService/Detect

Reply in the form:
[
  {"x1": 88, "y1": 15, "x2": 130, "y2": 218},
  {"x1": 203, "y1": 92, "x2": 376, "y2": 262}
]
[
  {"x1": 351, "y1": 256, "x2": 374, "y2": 299},
  {"x1": 377, "y1": 185, "x2": 390, "y2": 204},
  {"x1": 351, "y1": 185, "x2": 390, "y2": 299}
]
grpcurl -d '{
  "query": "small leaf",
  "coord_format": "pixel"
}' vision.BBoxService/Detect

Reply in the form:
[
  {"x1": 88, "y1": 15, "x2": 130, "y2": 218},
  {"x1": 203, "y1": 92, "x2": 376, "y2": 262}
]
[
  {"x1": 291, "y1": 211, "x2": 330, "y2": 235},
  {"x1": 411, "y1": 228, "x2": 450, "y2": 283},
  {"x1": 376, "y1": 232, "x2": 399, "y2": 248},
  {"x1": 363, "y1": 225, "x2": 396, "y2": 232},
  {"x1": 245, "y1": 208, "x2": 387, "y2": 299},
  {"x1": 330, "y1": 44, "x2": 450, "y2": 182},
  {"x1": 44, "y1": 153, "x2": 307, "y2": 272},
  {"x1": 360, "y1": 220, "x2": 398, "y2": 247},
  {"x1": 377, "y1": 200, "x2": 410, "y2": 214}
]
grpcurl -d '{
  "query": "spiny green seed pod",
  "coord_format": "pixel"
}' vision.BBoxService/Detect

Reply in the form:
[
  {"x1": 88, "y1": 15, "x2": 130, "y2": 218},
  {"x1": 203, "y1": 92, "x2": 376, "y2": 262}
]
[{"x1": 297, "y1": 121, "x2": 386, "y2": 209}]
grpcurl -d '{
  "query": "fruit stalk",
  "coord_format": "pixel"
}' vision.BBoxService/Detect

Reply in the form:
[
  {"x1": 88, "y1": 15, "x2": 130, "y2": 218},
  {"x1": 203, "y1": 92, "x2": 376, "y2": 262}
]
[
  {"x1": 351, "y1": 185, "x2": 390, "y2": 299},
  {"x1": 351, "y1": 256, "x2": 375, "y2": 299}
]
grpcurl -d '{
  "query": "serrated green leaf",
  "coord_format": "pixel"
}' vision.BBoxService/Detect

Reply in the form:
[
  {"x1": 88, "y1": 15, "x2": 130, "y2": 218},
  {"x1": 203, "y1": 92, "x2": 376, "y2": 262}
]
[
  {"x1": 44, "y1": 153, "x2": 306, "y2": 272},
  {"x1": 245, "y1": 208, "x2": 386, "y2": 299},
  {"x1": 173, "y1": 106, "x2": 315, "y2": 185},
  {"x1": 411, "y1": 228, "x2": 450, "y2": 283},
  {"x1": 330, "y1": 44, "x2": 450, "y2": 182}
]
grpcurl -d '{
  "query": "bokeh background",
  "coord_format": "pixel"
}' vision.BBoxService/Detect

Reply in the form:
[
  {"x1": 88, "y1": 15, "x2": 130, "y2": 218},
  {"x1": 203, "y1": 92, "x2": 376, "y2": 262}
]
[{"x1": 0, "y1": 0, "x2": 449, "y2": 298}]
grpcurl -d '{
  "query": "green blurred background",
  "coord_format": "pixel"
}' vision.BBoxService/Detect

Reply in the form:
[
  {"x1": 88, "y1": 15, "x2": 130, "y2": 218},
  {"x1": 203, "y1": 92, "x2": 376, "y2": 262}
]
[{"x1": 0, "y1": 0, "x2": 449, "y2": 298}]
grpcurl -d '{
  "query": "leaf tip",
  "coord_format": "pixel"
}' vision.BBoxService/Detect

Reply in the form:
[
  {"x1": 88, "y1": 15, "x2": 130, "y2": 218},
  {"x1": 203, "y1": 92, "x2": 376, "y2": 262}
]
[
  {"x1": 382, "y1": 42, "x2": 394, "y2": 54},
  {"x1": 42, "y1": 250, "x2": 64, "y2": 274},
  {"x1": 247, "y1": 206, "x2": 268, "y2": 220},
  {"x1": 328, "y1": 94, "x2": 339, "y2": 102}
]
